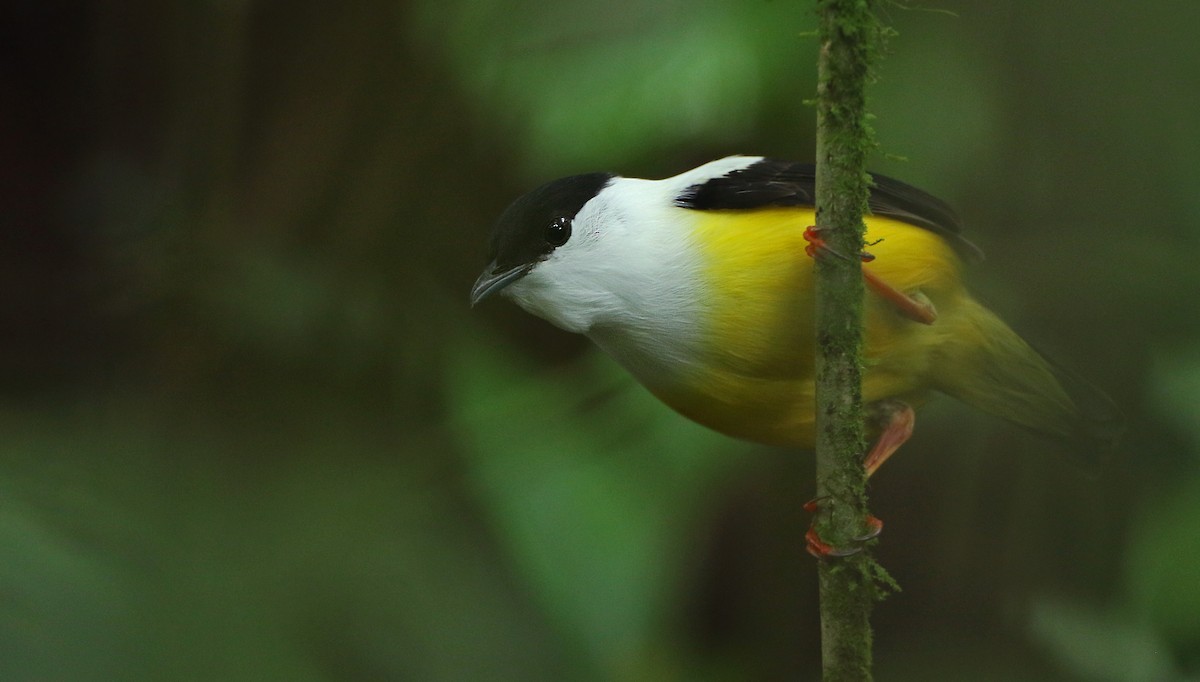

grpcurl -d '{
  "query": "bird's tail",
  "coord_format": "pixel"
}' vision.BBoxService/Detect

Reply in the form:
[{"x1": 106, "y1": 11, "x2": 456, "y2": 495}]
[{"x1": 932, "y1": 297, "x2": 1124, "y2": 463}]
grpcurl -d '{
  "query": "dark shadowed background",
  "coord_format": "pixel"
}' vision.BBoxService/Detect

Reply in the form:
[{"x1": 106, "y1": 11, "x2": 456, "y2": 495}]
[{"x1": 2, "y1": 1, "x2": 1197, "y2": 680}]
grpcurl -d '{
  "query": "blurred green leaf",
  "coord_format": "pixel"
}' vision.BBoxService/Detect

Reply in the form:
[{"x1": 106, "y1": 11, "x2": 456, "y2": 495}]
[
  {"x1": 1149, "y1": 347, "x2": 1200, "y2": 455},
  {"x1": 0, "y1": 399, "x2": 576, "y2": 681},
  {"x1": 1027, "y1": 596, "x2": 1180, "y2": 682},
  {"x1": 447, "y1": 337, "x2": 746, "y2": 677},
  {"x1": 407, "y1": 0, "x2": 816, "y2": 177},
  {"x1": 1126, "y1": 471, "x2": 1200, "y2": 663}
]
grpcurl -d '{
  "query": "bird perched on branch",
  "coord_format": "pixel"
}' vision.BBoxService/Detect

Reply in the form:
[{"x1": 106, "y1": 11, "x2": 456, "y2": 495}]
[{"x1": 471, "y1": 156, "x2": 1122, "y2": 552}]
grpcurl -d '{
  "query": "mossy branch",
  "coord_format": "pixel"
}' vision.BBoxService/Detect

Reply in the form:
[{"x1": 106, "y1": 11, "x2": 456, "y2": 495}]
[{"x1": 812, "y1": 1, "x2": 893, "y2": 680}]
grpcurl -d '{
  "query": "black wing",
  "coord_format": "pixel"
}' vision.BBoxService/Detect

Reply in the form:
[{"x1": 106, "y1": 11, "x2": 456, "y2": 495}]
[{"x1": 675, "y1": 158, "x2": 983, "y2": 259}]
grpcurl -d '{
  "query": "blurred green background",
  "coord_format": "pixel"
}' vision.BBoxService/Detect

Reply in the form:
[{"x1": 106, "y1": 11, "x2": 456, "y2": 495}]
[{"x1": 2, "y1": 1, "x2": 1197, "y2": 680}]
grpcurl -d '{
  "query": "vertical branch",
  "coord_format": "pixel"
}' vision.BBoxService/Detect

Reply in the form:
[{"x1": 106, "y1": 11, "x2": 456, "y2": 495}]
[{"x1": 813, "y1": 1, "x2": 887, "y2": 680}]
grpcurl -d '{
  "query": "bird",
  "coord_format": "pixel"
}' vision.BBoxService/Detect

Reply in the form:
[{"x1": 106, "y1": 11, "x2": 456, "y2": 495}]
[{"x1": 470, "y1": 156, "x2": 1121, "y2": 551}]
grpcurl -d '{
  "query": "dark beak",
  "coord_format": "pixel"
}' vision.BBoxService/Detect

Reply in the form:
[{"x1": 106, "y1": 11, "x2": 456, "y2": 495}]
[{"x1": 470, "y1": 262, "x2": 531, "y2": 307}]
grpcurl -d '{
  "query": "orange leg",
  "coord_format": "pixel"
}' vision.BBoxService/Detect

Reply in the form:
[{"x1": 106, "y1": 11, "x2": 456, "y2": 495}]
[
  {"x1": 805, "y1": 401, "x2": 915, "y2": 558},
  {"x1": 863, "y1": 269, "x2": 938, "y2": 325},
  {"x1": 803, "y1": 228, "x2": 923, "y2": 557},
  {"x1": 864, "y1": 400, "x2": 916, "y2": 476},
  {"x1": 803, "y1": 225, "x2": 938, "y2": 325}
]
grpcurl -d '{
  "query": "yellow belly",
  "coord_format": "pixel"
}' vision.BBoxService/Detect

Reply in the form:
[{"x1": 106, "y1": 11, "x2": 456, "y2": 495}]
[{"x1": 651, "y1": 208, "x2": 967, "y2": 447}]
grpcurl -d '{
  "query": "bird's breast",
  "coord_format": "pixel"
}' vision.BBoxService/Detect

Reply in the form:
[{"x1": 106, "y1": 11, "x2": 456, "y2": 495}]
[
  {"x1": 658, "y1": 208, "x2": 822, "y2": 444},
  {"x1": 613, "y1": 207, "x2": 966, "y2": 447}
]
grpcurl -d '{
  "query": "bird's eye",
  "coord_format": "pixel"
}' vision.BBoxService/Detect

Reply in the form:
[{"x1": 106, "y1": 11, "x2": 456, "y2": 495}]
[{"x1": 545, "y1": 217, "x2": 571, "y2": 247}]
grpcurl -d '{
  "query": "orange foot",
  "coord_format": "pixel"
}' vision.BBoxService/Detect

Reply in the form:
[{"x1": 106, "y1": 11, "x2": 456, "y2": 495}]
[
  {"x1": 803, "y1": 225, "x2": 938, "y2": 325},
  {"x1": 803, "y1": 400, "x2": 917, "y2": 558},
  {"x1": 803, "y1": 497, "x2": 884, "y2": 558},
  {"x1": 864, "y1": 400, "x2": 916, "y2": 477},
  {"x1": 803, "y1": 225, "x2": 868, "y2": 262}
]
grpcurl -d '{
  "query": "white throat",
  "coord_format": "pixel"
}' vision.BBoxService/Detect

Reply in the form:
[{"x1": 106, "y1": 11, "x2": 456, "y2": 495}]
[{"x1": 502, "y1": 156, "x2": 761, "y2": 387}]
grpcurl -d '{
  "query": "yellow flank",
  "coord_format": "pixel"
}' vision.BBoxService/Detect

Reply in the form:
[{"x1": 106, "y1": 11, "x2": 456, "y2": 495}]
[{"x1": 653, "y1": 207, "x2": 968, "y2": 447}]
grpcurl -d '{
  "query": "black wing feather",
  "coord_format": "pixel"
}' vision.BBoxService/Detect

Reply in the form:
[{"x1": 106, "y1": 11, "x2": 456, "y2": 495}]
[{"x1": 675, "y1": 158, "x2": 983, "y2": 259}]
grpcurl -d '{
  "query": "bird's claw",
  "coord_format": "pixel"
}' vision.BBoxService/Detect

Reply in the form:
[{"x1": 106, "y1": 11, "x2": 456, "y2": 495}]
[
  {"x1": 806, "y1": 527, "x2": 864, "y2": 558},
  {"x1": 804, "y1": 496, "x2": 883, "y2": 559},
  {"x1": 803, "y1": 225, "x2": 876, "y2": 263}
]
